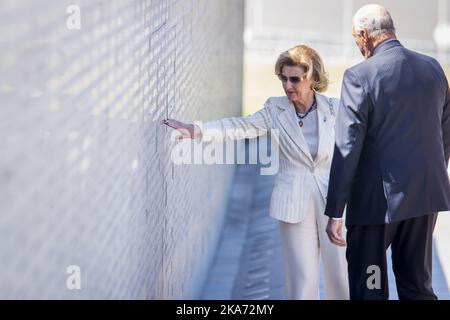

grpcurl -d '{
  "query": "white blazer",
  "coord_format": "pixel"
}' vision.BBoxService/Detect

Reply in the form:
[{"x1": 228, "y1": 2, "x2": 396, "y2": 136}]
[{"x1": 201, "y1": 93, "x2": 339, "y2": 223}]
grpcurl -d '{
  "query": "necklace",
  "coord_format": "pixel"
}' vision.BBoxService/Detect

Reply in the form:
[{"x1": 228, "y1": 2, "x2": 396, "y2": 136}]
[{"x1": 296, "y1": 98, "x2": 317, "y2": 127}]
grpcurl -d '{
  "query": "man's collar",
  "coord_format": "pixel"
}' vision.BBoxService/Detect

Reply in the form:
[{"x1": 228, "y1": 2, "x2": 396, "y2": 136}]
[{"x1": 372, "y1": 38, "x2": 402, "y2": 57}]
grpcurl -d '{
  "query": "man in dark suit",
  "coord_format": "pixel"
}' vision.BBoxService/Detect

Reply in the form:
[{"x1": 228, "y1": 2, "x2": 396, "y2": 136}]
[{"x1": 325, "y1": 4, "x2": 450, "y2": 300}]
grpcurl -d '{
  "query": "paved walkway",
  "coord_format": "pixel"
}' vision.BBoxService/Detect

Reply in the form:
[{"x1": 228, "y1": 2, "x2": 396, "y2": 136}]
[{"x1": 202, "y1": 163, "x2": 450, "y2": 300}]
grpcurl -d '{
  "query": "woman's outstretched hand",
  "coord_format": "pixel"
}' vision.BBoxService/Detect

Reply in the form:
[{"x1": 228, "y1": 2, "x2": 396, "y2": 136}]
[{"x1": 163, "y1": 119, "x2": 201, "y2": 140}]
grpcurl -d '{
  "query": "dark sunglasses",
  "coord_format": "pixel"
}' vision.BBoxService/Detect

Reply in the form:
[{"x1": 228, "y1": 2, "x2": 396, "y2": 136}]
[{"x1": 278, "y1": 74, "x2": 302, "y2": 84}]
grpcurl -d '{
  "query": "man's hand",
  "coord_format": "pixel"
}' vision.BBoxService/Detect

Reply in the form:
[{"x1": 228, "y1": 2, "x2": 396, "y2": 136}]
[{"x1": 326, "y1": 218, "x2": 346, "y2": 247}]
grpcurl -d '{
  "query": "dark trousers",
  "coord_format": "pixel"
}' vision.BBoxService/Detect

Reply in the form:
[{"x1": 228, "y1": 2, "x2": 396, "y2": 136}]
[{"x1": 346, "y1": 213, "x2": 438, "y2": 300}]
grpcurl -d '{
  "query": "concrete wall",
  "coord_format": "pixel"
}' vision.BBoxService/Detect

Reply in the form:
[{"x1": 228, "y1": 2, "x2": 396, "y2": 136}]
[{"x1": 0, "y1": 0, "x2": 244, "y2": 299}]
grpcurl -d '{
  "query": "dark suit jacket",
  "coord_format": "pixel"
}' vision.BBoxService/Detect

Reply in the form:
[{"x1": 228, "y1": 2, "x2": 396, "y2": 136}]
[{"x1": 325, "y1": 39, "x2": 450, "y2": 226}]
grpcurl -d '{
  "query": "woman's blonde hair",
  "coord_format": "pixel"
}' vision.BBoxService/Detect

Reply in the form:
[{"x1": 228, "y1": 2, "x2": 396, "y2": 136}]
[{"x1": 275, "y1": 44, "x2": 329, "y2": 92}]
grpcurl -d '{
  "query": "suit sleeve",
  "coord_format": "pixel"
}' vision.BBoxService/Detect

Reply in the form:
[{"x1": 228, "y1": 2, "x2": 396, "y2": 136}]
[
  {"x1": 442, "y1": 81, "x2": 450, "y2": 165},
  {"x1": 324, "y1": 69, "x2": 371, "y2": 218},
  {"x1": 200, "y1": 98, "x2": 273, "y2": 142}
]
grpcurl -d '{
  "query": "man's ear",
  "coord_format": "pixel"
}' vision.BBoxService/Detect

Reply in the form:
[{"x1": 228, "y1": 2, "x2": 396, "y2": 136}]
[{"x1": 361, "y1": 29, "x2": 370, "y2": 43}]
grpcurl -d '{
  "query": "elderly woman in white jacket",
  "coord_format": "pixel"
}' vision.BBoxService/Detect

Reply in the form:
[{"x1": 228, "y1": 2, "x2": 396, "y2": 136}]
[{"x1": 164, "y1": 44, "x2": 349, "y2": 300}]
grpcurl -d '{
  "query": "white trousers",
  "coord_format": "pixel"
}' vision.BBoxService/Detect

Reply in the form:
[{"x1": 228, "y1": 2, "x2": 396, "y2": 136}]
[{"x1": 279, "y1": 184, "x2": 349, "y2": 300}]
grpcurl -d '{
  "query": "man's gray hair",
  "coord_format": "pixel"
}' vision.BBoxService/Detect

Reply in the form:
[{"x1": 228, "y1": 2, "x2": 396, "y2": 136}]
[{"x1": 353, "y1": 4, "x2": 396, "y2": 38}]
